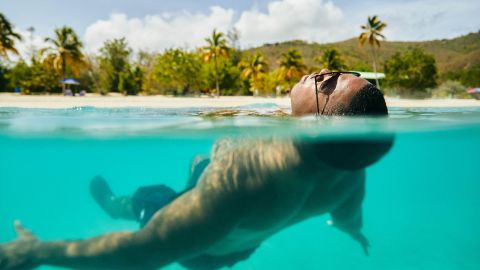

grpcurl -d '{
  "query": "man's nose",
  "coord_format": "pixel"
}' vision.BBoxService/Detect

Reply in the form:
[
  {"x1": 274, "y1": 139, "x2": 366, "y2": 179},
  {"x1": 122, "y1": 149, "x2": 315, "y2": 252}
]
[{"x1": 308, "y1": 69, "x2": 331, "y2": 80}]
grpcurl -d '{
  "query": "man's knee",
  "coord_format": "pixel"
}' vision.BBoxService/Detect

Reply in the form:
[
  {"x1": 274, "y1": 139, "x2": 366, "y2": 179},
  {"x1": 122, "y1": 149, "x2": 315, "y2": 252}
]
[
  {"x1": 187, "y1": 155, "x2": 210, "y2": 189},
  {"x1": 190, "y1": 155, "x2": 210, "y2": 174}
]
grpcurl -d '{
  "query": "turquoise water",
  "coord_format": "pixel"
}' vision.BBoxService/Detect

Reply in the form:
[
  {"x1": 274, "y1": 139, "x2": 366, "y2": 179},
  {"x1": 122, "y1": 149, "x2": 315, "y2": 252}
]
[{"x1": 1, "y1": 104, "x2": 479, "y2": 270}]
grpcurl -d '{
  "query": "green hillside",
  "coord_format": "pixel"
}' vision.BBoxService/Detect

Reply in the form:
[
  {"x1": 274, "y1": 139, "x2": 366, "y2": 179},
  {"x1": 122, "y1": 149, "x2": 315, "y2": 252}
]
[{"x1": 247, "y1": 31, "x2": 480, "y2": 75}]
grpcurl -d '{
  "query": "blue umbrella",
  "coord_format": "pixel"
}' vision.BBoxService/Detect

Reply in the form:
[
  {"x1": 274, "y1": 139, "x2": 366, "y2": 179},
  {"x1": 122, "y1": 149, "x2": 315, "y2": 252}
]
[
  {"x1": 60, "y1": 78, "x2": 80, "y2": 96},
  {"x1": 60, "y1": 78, "x2": 80, "y2": 85}
]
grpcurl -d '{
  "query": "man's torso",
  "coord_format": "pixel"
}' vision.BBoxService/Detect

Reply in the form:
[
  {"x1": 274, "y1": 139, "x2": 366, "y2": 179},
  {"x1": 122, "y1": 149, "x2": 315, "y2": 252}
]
[{"x1": 198, "y1": 139, "x2": 364, "y2": 256}]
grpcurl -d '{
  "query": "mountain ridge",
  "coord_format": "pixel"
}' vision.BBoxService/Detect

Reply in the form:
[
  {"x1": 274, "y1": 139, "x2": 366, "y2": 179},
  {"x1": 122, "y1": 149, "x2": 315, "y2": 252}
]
[{"x1": 246, "y1": 31, "x2": 480, "y2": 75}]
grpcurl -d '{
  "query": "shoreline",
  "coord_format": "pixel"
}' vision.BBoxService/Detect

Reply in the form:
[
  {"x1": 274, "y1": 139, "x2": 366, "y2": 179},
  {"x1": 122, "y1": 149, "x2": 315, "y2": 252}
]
[{"x1": 0, "y1": 93, "x2": 479, "y2": 109}]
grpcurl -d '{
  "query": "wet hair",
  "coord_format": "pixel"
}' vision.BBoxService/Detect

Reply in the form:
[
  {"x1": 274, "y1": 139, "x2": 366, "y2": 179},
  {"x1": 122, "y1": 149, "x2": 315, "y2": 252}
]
[
  {"x1": 296, "y1": 83, "x2": 394, "y2": 170},
  {"x1": 329, "y1": 83, "x2": 388, "y2": 116}
]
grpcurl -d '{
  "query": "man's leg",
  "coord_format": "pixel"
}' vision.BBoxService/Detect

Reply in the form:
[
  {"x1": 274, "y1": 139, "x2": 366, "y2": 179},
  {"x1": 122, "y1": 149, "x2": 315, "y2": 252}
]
[
  {"x1": 90, "y1": 155, "x2": 211, "y2": 223},
  {"x1": 89, "y1": 176, "x2": 136, "y2": 220},
  {"x1": 90, "y1": 177, "x2": 180, "y2": 226},
  {"x1": 185, "y1": 155, "x2": 211, "y2": 190},
  {"x1": 132, "y1": 155, "x2": 211, "y2": 226}
]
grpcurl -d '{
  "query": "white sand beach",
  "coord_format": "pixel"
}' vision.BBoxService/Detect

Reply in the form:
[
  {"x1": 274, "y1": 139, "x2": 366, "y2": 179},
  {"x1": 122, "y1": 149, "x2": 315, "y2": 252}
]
[{"x1": 0, "y1": 93, "x2": 479, "y2": 109}]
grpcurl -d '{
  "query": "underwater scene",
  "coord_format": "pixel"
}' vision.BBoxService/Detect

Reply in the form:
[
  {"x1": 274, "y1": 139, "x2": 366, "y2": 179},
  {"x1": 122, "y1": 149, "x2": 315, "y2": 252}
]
[{"x1": 1, "y1": 104, "x2": 479, "y2": 270}]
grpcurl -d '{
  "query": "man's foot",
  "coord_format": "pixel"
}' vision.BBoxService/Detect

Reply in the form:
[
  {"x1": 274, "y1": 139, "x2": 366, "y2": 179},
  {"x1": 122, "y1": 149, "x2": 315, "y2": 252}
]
[{"x1": 90, "y1": 176, "x2": 121, "y2": 219}]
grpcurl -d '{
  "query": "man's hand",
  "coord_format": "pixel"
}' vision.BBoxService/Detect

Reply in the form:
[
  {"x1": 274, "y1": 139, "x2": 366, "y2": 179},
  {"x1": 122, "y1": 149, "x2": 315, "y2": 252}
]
[{"x1": 0, "y1": 221, "x2": 39, "y2": 270}]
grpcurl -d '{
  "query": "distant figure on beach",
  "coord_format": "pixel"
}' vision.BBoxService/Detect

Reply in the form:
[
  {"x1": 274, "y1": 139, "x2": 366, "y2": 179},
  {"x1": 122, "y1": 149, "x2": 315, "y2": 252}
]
[{"x1": 0, "y1": 69, "x2": 393, "y2": 270}]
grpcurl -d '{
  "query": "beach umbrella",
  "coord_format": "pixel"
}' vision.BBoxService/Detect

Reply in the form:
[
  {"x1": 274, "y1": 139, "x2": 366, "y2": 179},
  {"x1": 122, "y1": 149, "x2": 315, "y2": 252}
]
[
  {"x1": 60, "y1": 78, "x2": 80, "y2": 85},
  {"x1": 467, "y1": 88, "x2": 480, "y2": 94},
  {"x1": 467, "y1": 88, "x2": 480, "y2": 100},
  {"x1": 60, "y1": 78, "x2": 80, "y2": 95}
]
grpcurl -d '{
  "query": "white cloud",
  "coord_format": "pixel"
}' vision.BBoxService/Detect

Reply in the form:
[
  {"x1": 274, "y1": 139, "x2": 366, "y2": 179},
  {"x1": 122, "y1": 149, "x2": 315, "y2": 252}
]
[
  {"x1": 235, "y1": 0, "x2": 352, "y2": 47},
  {"x1": 83, "y1": 0, "x2": 351, "y2": 53},
  {"x1": 52, "y1": 0, "x2": 478, "y2": 55},
  {"x1": 84, "y1": 6, "x2": 235, "y2": 53}
]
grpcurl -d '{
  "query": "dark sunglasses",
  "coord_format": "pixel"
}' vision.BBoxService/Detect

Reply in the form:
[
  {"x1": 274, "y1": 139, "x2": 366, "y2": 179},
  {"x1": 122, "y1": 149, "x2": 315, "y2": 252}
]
[{"x1": 313, "y1": 71, "x2": 361, "y2": 115}]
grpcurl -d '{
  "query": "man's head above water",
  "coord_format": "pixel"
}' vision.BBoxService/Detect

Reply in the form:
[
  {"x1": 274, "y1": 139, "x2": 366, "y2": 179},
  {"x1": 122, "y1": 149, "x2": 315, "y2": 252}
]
[
  {"x1": 290, "y1": 69, "x2": 388, "y2": 116},
  {"x1": 290, "y1": 69, "x2": 393, "y2": 170}
]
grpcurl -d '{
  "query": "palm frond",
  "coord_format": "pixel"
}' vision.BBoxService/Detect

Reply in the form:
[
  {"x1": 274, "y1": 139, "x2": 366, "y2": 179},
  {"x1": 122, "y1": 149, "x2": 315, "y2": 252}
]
[
  {"x1": 42, "y1": 26, "x2": 85, "y2": 77},
  {"x1": 359, "y1": 15, "x2": 387, "y2": 49},
  {"x1": 0, "y1": 13, "x2": 23, "y2": 56}
]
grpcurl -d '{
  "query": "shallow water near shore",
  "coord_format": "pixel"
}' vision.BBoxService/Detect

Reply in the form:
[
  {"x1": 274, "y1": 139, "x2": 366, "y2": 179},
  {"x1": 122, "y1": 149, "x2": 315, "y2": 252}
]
[{"x1": 1, "y1": 104, "x2": 479, "y2": 270}]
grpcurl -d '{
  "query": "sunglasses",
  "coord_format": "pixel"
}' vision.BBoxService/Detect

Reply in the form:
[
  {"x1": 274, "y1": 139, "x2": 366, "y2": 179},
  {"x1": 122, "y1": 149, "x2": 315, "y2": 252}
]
[{"x1": 312, "y1": 71, "x2": 361, "y2": 115}]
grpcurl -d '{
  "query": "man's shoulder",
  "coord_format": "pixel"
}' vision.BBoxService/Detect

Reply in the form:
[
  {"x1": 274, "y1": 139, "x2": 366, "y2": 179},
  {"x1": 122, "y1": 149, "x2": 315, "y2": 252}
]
[{"x1": 211, "y1": 138, "x2": 301, "y2": 168}]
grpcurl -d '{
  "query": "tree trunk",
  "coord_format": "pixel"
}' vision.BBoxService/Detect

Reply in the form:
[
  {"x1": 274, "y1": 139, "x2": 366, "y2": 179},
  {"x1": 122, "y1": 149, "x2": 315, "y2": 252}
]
[
  {"x1": 371, "y1": 46, "x2": 381, "y2": 89},
  {"x1": 214, "y1": 57, "x2": 220, "y2": 97},
  {"x1": 61, "y1": 54, "x2": 67, "y2": 80},
  {"x1": 253, "y1": 74, "x2": 258, "y2": 96},
  {"x1": 62, "y1": 57, "x2": 66, "y2": 95}
]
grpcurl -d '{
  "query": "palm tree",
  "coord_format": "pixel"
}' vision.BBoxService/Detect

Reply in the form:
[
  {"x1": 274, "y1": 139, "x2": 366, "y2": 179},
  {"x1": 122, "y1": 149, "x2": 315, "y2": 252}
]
[
  {"x1": 316, "y1": 47, "x2": 346, "y2": 71},
  {"x1": 279, "y1": 49, "x2": 306, "y2": 89},
  {"x1": 240, "y1": 53, "x2": 268, "y2": 95},
  {"x1": 201, "y1": 29, "x2": 229, "y2": 97},
  {"x1": 359, "y1": 15, "x2": 387, "y2": 88},
  {"x1": 0, "y1": 13, "x2": 22, "y2": 58},
  {"x1": 42, "y1": 26, "x2": 85, "y2": 79}
]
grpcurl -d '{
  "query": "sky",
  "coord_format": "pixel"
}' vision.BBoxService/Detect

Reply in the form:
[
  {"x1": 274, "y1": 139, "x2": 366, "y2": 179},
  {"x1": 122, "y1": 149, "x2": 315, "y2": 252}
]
[{"x1": 1, "y1": 0, "x2": 479, "y2": 56}]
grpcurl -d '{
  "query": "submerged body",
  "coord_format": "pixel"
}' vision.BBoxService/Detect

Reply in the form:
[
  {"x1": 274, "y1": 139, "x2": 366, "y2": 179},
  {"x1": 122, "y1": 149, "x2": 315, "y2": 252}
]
[
  {"x1": 90, "y1": 137, "x2": 367, "y2": 270},
  {"x1": 193, "y1": 138, "x2": 365, "y2": 258},
  {"x1": 0, "y1": 138, "x2": 367, "y2": 270}
]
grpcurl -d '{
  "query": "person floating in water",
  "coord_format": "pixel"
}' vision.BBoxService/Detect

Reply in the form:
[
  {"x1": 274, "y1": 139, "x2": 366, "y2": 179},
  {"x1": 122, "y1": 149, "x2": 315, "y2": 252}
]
[{"x1": 0, "y1": 69, "x2": 393, "y2": 270}]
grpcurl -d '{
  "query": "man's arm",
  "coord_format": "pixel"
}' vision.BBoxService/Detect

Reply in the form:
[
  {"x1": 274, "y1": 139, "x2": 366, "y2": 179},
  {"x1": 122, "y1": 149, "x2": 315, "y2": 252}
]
[
  {"x1": 329, "y1": 170, "x2": 370, "y2": 255},
  {"x1": 0, "y1": 170, "x2": 241, "y2": 270}
]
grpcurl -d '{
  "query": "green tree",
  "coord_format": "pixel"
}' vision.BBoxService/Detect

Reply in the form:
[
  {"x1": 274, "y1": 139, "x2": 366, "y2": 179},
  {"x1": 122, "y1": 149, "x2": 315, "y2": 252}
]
[
  {"x1": 118, "y1": 66, "x2": 140, "y2": 95},
  {"x1": 0, "y1": 13, "x2": 22, "y2": 58},
  {"x1": 384, "y1": 48, "x2": 438, "y2": 97},
  {"x1": 154, "y1": 48, "x2": 203, "y2": 95},
  {"x1": 315, "y1": 48, "x2": 346, "y2": 71},
  {"x1": 0, "y1": 62, "x2": 9, "y2": 91},
  {"x1": 240, "y1": 53, "x2": 269, "y2": 95},
  {"x1": 359, "y1": 15, "x2": 387, "y2": 89},
  {"x1": 42, "y1": 26, "x2": 85, "y2": 78},
  {"x1": 98, "y1": 38, "x2": 132, "y2": 93},
  {"x1": 256, "y1": 70, "x2": 283, "y2": 96},
  {"x1": 78, "y1": 54, "x2": 102, "y2": 93},
  {"x1": 432, "y1": 80, "x2": 469, "y2": 99},
  {"x1": 136, "y1": 51, "x2": 158, "y2": 94},
  {"x1": 279, "y1": 49, "x2": 306, "y2": 90},
  {"x1": 7, "y1": 59, "x2": 60, "y2": 93},
  {"x1": 201, "y1": 29, "x2": 230, "y2": 96},
  {"x1": 203, "y1": 58, "x2": 242, "y2": 96},
  {"x1": 132, "y1": 66, "x2": 143, "y2": 94},
  {"x1": 6, "y1": 60, "x2": 29, "y2": 92},
  {"x1": 444, "y1": 64, "x2": 480, "y2": 87}
]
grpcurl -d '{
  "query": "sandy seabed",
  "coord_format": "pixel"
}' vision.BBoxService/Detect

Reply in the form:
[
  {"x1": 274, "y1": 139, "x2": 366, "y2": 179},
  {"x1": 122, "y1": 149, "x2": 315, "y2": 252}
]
[{"x1": 0, "y1": 93, "x2": 479, "y2": 109}]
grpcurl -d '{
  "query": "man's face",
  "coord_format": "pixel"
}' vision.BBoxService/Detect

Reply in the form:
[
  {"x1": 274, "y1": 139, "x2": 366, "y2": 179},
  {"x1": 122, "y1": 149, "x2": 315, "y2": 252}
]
[{"x1": 290, "y1": 69, "x2": 369, "y2": 116}]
